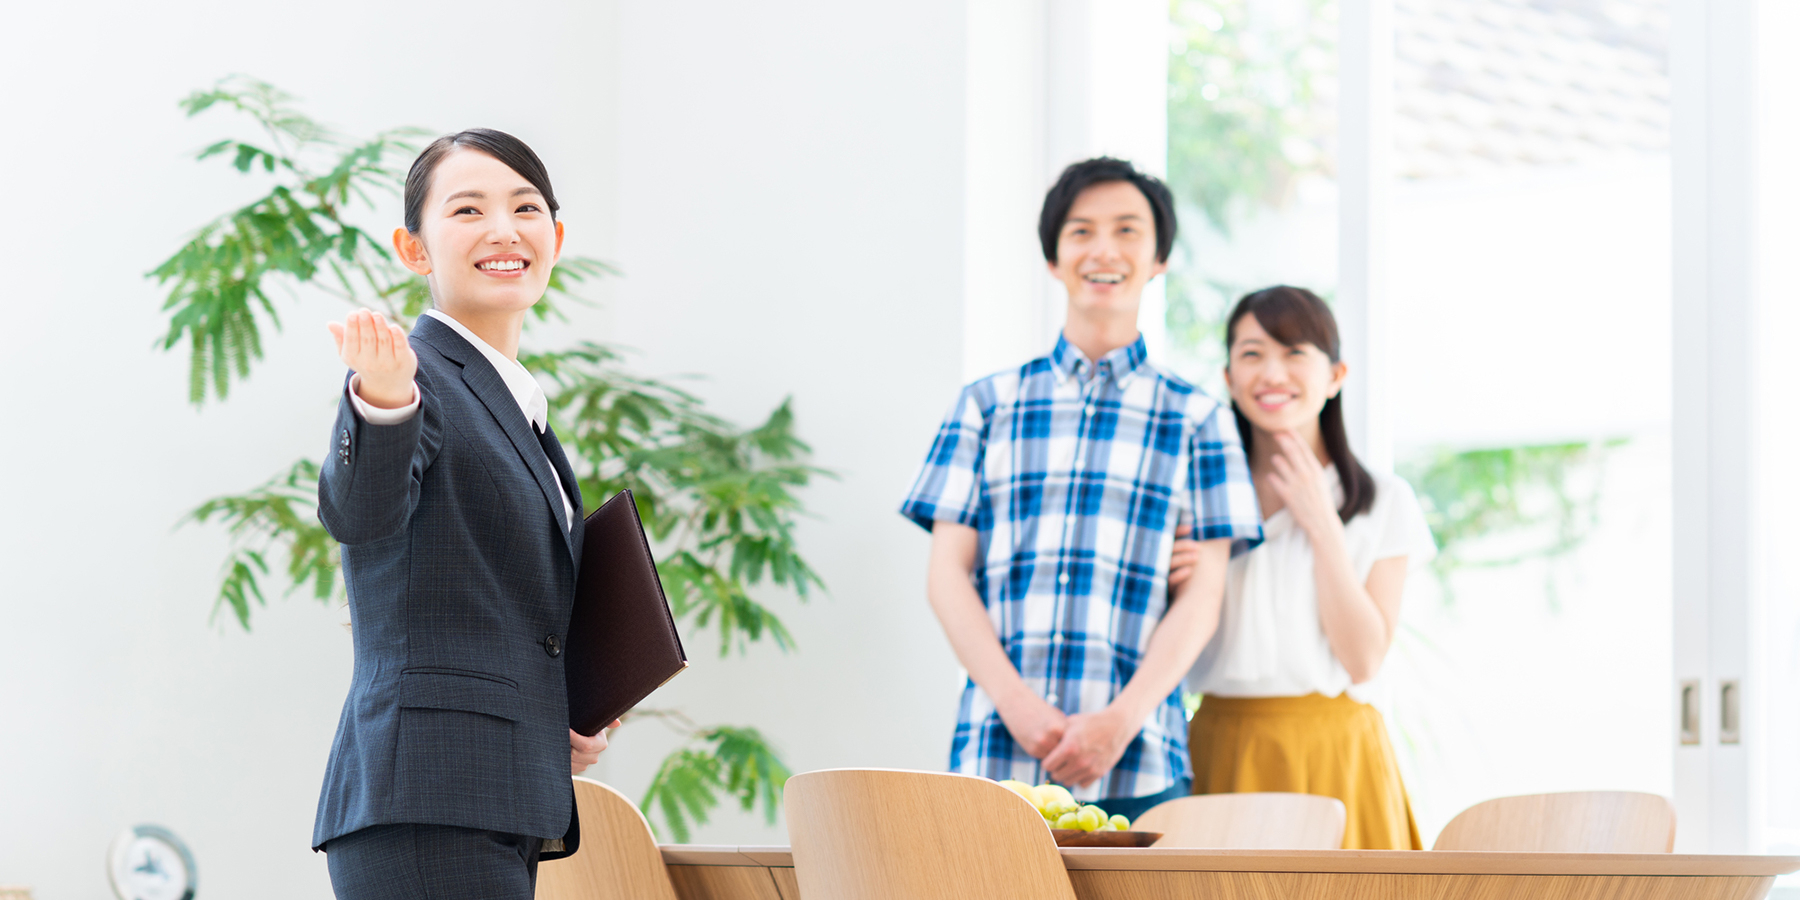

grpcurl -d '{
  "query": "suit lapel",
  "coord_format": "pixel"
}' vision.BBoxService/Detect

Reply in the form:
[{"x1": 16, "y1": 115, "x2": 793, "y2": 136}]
[
  {"x1": 538, "y1": 425, "x2": 586, "y2": 571},
  {"x1": 415, "y1": 316, "x2": 574, "y2": 561}
]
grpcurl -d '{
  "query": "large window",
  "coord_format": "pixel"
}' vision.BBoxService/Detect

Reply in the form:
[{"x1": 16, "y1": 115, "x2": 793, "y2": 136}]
[
  {"x1": 1166, "y1": 0, "x2": 1675, "y2": 845},
  {"x1": 1166, "y1": 0, "x2": 1338, "y2": 397},
  {"x1": 1384, "y1": 0, "x2": 1672, "y2": 843}
]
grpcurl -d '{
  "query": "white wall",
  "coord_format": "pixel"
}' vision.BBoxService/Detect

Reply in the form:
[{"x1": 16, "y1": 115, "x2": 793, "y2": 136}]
[
  {"x1": 964, "y1": 0, "x2": 1052, "y2": 379},
  {"x1": 581, "y1": 0, "x2": 968, "y2": 844},
  {"x1": 1756, "y1": 0, "x2": 1800, "y2": 877},
  {"x1": 0, "y1": 1, "x2": 970, "y2": 896},
  {"x1": 962, "y1": 0, "x2": 1170, "y2": 380},
  {"x1": 1670, "y1": 0, "x2": 1762, "y2": 853}
]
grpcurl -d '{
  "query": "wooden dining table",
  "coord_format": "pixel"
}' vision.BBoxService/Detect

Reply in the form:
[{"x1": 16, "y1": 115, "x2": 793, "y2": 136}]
[{"x1": 659, "y1": 844, "x2": 1800, "y2": 900}]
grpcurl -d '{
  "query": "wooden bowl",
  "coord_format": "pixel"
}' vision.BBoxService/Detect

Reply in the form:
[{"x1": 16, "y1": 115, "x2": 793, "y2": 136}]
[{"x1": 1051, "y1": 828, "x2": 1162, "y2": 848}]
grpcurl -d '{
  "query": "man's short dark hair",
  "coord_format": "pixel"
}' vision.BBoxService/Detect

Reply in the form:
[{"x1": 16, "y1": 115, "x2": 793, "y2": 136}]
[{"x1": 1037, "y1": 157, "x2": 1178, "y2": 264}]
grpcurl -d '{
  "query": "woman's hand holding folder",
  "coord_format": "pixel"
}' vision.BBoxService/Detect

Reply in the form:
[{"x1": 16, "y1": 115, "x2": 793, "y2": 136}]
[{"x1": 569, "y1": 720, "x2": 622, "y2": 774}]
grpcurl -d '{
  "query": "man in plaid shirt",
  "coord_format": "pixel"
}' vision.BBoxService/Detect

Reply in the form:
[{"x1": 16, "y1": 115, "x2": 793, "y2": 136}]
[{"x1": 900, "y1": 158, "x2": 1263, "y2": 819}]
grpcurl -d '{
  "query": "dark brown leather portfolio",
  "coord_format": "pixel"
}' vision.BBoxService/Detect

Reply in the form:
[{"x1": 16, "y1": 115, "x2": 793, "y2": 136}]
[{"x1": 565, "y1": 489, "x2": 689, "y2": 736}]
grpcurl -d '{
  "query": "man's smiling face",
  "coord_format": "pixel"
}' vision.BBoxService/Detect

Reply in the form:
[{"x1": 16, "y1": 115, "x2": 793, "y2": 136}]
[{"x1": 1047, "y1": 180, "x2": 1168, "y2": 321}]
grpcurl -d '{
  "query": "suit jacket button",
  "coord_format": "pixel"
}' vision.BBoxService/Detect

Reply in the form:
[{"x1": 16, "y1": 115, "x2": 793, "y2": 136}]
[{"x1": 545, "y1": 634, "x2": 562, "y2": 657}]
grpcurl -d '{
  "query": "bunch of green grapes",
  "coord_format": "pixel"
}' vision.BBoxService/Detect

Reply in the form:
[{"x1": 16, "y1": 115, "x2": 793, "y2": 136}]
[{"x1": 997, "y1": 780, "x2": 1132, "y2": 832}]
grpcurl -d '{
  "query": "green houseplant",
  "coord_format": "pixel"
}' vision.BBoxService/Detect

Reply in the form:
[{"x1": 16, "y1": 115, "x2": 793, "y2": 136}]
[{"x1": 152, "y1": 76, "x2": 822, "y2": 841}]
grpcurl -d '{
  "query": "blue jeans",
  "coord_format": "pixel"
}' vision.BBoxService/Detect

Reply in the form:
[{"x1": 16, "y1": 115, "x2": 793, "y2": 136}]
[{"x1": 1103, "y1": 777, "x2": 1192, "y2": 822}]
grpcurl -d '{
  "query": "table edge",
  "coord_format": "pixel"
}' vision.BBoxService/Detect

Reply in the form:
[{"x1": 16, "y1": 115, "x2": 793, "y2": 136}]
[
  {"x1": 1056, "y1": 848, "x2": 1800, "y2": 876},
  {"x1": 658, "y1": 845, "x2": 1800, "y2": 877},
  {"x1": 659, "y1": 845, "x2": 764, "y2": 867}
]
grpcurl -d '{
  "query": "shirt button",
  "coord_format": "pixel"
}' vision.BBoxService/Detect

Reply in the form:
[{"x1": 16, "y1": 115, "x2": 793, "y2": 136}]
[
  {"x1": 1058, "y1": 573, "x2": 1069, "y2": 585},
  {"x1": 1047, "y1": 693, "x2": 1059, "y2": 704}
]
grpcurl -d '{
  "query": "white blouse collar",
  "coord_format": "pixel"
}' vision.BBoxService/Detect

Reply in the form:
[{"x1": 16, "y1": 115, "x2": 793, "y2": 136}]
[{"x1": 424, "y1": 309, "x2": 549, "y2": 432}]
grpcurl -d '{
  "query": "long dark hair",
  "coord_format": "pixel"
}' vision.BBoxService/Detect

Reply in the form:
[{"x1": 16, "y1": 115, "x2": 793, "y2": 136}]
[
  {"x1": 1225, "y1": 286, "x2": 1376, "y2": 522},
  {"x1": 402, "y1": 128, "x2": 560, "y2": 235}
]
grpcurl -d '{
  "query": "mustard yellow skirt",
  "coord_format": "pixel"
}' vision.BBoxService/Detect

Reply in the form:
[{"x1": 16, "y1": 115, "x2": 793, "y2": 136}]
[{"x1": 1189, "y1": 693, "x2": 1422, "y2": 850}]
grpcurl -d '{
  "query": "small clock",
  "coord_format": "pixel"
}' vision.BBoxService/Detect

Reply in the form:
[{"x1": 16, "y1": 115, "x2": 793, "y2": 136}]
[{"x1": 106, "y1": 824, "x2": 196, "y2": 900}]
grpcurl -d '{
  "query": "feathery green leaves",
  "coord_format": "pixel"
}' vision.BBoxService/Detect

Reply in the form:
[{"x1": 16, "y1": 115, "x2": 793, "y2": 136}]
[
  {"x1": 185, "y1": 458, "x2": 338, "y2": 628},
  {"x1": 1163, "y1": 0, "x2": 1337, "y2": 390},
  {"x1": 1399, "y1": 439, "x2": 1626, "y2": 605},
  {"x1": 526, "y1": 346, "x2": 829, "y2": 656},
  {"x1": 633, "y1": 710, "x2": 792, "y2": 842},
  {"x1": 1168, "y1": 0, "x2": 1335, "y2": 236},
  {"x1": 152, "y1": 77, "x2": 433, "y2": 404}
]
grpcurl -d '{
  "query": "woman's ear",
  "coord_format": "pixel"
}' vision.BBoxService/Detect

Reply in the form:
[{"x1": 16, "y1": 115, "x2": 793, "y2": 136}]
[
  {"x1": 1328, "y1": 360, "x2": 1349, "y2": 398},
  {"x1": 393, "y1": 227, "x2": 431, "y2": 276},
  {"x1": 553, "y1": 219, "x2": 565, "y2": 264}
]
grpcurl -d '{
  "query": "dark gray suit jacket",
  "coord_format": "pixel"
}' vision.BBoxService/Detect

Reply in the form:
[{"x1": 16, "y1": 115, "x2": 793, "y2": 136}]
[{"x1": 312, "y1": 315, "x2": 585, "y2": 856}]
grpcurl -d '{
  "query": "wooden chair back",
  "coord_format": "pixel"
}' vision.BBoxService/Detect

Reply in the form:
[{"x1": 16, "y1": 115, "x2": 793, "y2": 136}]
[
  {"x1": 1432, "y1": 791, "x2": 1677, "y2": 852},
  {"x1": 1134, "y1": 792, "x2": 1347, "y2": 849},
  {"x1": 537, "y1": 777, "x2": 680, "y2": 900},
  {"x1": 785, "y1": 768, "x2": 1078, "y2": 900}
]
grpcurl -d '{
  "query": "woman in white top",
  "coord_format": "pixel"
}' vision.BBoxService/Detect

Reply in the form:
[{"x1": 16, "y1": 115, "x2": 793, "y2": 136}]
[{"x1": 1168, "y1": 285, "x2": 1435, "y2": 849}]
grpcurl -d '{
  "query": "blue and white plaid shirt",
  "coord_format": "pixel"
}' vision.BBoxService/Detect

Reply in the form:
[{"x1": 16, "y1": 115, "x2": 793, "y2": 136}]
[{"x1": 901, "y1": 334, "x2": 1263, "y2": 801}]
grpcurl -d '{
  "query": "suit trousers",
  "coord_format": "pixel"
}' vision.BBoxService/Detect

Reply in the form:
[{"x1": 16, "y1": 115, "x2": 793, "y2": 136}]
[{"x1": 325, "y1": 823, "x2": 542, "y2": 899}]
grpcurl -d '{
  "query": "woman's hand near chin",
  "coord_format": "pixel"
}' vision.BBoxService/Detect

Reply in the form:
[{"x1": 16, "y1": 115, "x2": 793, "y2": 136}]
[
  {"x1": 327, "y1": 308, "x2": 418, "y2": 408},
  {"x1": 1266, "y1": 431, "x2": 1341, "y2": 539}
]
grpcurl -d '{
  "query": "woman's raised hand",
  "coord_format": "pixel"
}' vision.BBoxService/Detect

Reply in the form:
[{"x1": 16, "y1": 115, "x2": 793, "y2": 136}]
[
  {"x1": 1266, "y1": 431, "x2": 1339, "y2": 538},
  {"x1": 327, "y1": 309, "x2": 417, "y2": 408}
]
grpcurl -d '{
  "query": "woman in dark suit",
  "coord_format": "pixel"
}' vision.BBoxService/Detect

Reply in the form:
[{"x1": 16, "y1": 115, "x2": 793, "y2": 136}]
[{"x1": 311, "y1": 129, "x2": 614, "y2": 899}]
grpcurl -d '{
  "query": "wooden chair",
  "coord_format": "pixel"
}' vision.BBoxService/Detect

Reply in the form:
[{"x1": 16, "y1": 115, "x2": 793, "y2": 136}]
[
  {"x1": 1432, "y1": 791, "x2": 1677, "y2": 852},
  {"x1": 785, "y1": 768, "x2": 1077, "y2": 900},
  {"x1": 1134, "y1": 792, "x2": 1347, "y2": 849},
  {"x1": 537, "y1": 777, "x2": 679, "y2": 900}
]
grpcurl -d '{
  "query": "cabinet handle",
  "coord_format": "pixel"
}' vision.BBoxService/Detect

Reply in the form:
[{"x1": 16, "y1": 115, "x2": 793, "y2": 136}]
[
  {"x1": 1679, "y1": 679, "x2": 1701, "y2": 745},
  {"x1": 1720, "y1": 679, "x2": 1741, "y2": 745}
]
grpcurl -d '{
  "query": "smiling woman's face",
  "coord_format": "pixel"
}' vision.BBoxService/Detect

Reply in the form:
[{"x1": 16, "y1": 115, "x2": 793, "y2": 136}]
[
  {"x1": 398, "y1": 148, "x2": 563, "y2": 315},
  {"x1": 1225, "y1": 312, "x2": 1348, "y2": 436}
]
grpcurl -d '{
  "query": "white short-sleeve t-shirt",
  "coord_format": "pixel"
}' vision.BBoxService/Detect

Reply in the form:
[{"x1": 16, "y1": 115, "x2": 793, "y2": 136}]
[{"x1": 1187, "y1": 466, "x2": 1436, "y2": 701}]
